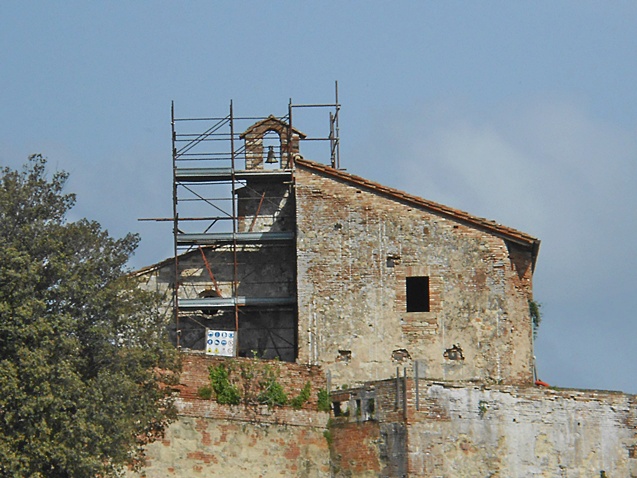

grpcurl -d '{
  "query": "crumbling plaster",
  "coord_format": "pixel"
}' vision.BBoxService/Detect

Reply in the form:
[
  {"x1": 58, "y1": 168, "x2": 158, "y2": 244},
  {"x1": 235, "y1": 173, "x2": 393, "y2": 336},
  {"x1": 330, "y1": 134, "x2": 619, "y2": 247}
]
[
  {"x1": 406, "y1": 384, "x2": 637, "y2": 477},
  {"x1": 130, "y1": 114, "x2": 637, "y2": 477},
  {"x1": 131, "y1": 415, "x2": 330, "y2": 478}
]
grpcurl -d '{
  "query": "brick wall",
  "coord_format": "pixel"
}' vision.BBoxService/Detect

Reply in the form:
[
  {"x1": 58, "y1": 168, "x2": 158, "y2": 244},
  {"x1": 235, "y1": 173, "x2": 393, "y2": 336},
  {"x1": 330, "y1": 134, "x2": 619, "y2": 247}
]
[
  {"x1": 329, "y1": 421, "x2": 383, "y2": 477},
  {"x1": 295, "y1": 165, "x2": 535, "y2": 388},
  {"x1": 177, "y1": 353, "x2": 327, "y2": 409},
  {"x1": 128, "y1": 354, "x2": 331, "y2": 477}
]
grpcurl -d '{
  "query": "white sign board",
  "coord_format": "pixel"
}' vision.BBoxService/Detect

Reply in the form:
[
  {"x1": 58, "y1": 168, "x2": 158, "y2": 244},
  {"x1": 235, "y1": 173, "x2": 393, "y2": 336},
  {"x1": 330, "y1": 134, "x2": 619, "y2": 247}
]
[{"x1": 205, "y1": 329, "x2": 236, "y2": 357}]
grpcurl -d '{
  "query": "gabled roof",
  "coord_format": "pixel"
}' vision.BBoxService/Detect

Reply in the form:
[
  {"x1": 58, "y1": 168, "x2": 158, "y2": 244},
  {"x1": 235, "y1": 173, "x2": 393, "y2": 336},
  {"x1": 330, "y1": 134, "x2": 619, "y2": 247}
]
[
  {"x1": 239, "y1": 115, "x2": 306, "y2": 139},
  {"x1": 135, "y1": 159, "x2": 540, "y2": 275},
  {"x1": 131, "y1": 255, "x2": 174, "y2": 277},
  {"x1": 132, "y1": 246, "x2": 213, "y2": 277},
  {"x1": 295, "y1": 158, "x2": 540, "y2": 264}
]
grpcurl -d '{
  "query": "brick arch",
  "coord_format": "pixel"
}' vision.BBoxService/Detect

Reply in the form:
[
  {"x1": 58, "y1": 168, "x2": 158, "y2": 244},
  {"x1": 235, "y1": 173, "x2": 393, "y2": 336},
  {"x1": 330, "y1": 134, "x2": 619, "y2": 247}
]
[{"x1": 240, "y1": 115, "x2": 306, "y2": 170}]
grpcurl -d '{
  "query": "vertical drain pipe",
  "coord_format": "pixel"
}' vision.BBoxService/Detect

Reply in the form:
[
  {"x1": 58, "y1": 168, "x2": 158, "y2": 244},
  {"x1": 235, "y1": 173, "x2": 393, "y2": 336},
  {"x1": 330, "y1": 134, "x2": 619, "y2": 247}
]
[
  {"x1": 395, "y1": 367, "x2": 400, "y2": 411},
  {"x1": 415, "y1": 361, "x2": 419, "y2": 411},
  {"x1": 403, "y1": 367, "x2": 408, "y2": 420}
]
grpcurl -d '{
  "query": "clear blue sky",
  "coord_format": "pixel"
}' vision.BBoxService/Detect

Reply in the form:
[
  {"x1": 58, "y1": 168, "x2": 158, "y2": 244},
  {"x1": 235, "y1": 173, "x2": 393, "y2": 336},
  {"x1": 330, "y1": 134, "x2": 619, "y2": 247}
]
[{"x1": 2, "y1": 2, "x2": 636, "y2": 393}]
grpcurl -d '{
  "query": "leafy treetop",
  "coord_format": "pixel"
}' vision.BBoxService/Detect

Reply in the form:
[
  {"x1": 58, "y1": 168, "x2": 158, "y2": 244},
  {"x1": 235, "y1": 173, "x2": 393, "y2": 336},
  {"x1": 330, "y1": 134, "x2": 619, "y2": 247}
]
[{"x1": 0, "y1": 155, "x2": 179, "y2": 477}]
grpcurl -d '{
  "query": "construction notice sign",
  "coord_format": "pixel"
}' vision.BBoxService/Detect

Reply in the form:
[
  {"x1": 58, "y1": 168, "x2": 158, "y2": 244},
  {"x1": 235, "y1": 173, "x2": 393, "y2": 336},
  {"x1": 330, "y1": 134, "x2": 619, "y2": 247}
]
[{"x1": 205, "y1": 329, "x2": 236, "y2": 357}]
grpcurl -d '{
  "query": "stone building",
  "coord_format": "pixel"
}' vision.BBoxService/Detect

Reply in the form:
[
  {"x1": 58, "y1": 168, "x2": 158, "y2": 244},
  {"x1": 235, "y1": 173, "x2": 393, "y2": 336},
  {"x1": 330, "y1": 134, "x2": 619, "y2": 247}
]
[{"x1": 131, "y1": 110, "x2": 636, "y2": 477}]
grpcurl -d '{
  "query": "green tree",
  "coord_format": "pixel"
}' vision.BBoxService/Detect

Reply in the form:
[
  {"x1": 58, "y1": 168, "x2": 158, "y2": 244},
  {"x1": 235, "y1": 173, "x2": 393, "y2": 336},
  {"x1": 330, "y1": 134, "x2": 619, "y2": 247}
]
[{"x1": 0, "y1": 155, "x2": 180, "y2": 477}]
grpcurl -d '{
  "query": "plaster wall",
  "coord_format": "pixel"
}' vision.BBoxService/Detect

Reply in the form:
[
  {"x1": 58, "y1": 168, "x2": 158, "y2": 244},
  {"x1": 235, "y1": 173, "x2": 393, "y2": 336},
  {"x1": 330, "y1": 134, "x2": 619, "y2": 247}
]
[
  {"x1": 130, "y1": 415, "x2": 330, "y2": 478},
  {"x1": 406, "y1": 384, "x2": 637, "y2": 477},
  {"x1": 294, "y1": 166, "x2": 535, "y2": 388},
  {"x1": 328, "y1": 379, "x2": 637, "y2": 477},
  {"x1": 237, "y1": 182, "x2": 295, "y2": 233},
  {"x1": 132, "y1": 369, "x2": 637, "y2": 478}
]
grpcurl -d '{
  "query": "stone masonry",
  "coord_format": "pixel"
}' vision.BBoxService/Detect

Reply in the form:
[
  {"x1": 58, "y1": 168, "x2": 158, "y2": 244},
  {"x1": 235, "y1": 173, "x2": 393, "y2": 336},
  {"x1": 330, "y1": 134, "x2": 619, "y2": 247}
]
[
  {"x1": 131, "y1": 116, "x2": 636, "y2": 477},
  {"x1": 294, "y1": 159, "x2": 538, "y2": 388}
]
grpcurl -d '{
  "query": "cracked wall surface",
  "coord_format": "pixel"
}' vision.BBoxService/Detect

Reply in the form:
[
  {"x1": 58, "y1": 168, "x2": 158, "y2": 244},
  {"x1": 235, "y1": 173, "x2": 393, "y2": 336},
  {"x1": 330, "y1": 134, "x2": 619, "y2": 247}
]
[
  {"x1": 131, "y1": 154, "x2": 637, "y2": 477},
  {"x1": 406, "y1": 384, "x2": 637, "y2": 477},
  {"x1": 294, "y1": 166, "x2": 535, "y2": 388},
  {"x1": 328, "y1": 379, "x2": 637, "y2": 477}
]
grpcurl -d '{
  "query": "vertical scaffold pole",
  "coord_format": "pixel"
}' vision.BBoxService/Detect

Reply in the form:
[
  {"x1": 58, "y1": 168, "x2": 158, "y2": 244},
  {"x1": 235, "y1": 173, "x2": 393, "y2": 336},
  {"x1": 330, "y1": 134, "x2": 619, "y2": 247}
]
[
  {"x1": 415, "y1": 360, "x2": 420, "y2": 411},
  {"x1": 288, "y1": 99, "x2": 293, "y2": 169},
  {"x1": 395, "y1": 367, "x2": 400, "y2": 411},
  {"x1": 403, "y1": 367, "x2": 408, "y2": 420},
  {"x1": 335, "y1": 80, "x2": 340, "y2": 169},
  {"x1": 171, "y1": 101, "x2": 180, "y2": 349},
  {"x1": 230, "y1": 101, "x2": 239, "y2": 341}
]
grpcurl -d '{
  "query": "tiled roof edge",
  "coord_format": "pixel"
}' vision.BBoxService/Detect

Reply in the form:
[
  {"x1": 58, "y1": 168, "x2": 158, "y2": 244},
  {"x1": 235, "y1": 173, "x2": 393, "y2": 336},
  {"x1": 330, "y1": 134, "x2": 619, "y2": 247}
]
[{"x1": 295, "y1": 158, "x2": 541, "y2": 253}]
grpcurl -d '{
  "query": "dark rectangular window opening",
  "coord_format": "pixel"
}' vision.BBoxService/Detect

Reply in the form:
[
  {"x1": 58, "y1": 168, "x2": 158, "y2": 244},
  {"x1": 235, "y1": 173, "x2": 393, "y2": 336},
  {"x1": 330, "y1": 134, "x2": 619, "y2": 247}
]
[{"x1": 406, "y1": 276, "x2": 430, "y2": 312}]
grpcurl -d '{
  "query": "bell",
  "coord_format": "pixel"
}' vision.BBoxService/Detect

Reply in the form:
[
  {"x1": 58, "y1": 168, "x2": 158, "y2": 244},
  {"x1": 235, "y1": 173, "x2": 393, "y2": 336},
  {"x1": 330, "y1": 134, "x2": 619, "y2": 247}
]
[{"x1": 265, "y1": 146, "x2": 278, "y2": 164}]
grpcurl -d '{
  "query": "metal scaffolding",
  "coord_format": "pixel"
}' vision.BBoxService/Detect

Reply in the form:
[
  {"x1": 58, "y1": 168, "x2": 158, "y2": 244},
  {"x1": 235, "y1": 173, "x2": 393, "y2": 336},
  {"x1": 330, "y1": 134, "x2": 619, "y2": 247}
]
[{"x1": 169, "y1": 85, "x2": 340, "y2": 357}]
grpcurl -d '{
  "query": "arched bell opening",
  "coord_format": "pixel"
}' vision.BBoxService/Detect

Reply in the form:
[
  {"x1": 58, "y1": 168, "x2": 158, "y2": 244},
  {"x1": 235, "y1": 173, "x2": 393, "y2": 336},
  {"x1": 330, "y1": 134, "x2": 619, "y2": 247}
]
[
  {"x1": 240, "y1": 115, "x2": 305, "y2": 170},
  {"x1": 263, "y1": 130, "x2": 282, "y2": 170}
]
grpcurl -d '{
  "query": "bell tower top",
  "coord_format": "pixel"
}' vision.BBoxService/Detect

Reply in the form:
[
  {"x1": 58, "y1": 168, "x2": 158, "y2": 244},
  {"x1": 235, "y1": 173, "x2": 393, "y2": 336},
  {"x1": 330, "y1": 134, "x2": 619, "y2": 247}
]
[{"x1": 240, "y1": 115, "x2": 306, "y2": 170}]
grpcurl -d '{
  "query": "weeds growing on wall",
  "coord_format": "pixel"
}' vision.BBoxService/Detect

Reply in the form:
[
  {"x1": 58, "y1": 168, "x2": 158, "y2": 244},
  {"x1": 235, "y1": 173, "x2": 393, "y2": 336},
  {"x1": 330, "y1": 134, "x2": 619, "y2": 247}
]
[
  {"x1": 323, "y1": 418, "x2": 335, "y2": 446},
  {"x1": 199, "y1": 359, "x2": 292, "y2": 409},
  {"x1": 529, "y1": 299, "x2": 542, "y2": 338},
  {"x1": 290, "y1": 381, "x2": 312, "y2": 409},
  {"x1": 198, "y1": 360, "x2": 325, "y2": 410},
  {"x1": 208, "y1": 363, "x2": 241, "y2": 405},
  {"x1": 478, "y1": 400, "x2": 488, "y2": 419},
  {"x1": 197, "y1": 386, "x2": 213, "y2": 400},
  {"x1": 317, "y1": 388, "x2": 331, "y2": 412},
  {"x1": 256, "y1": 362, "x2": 288, "y2": 407}
]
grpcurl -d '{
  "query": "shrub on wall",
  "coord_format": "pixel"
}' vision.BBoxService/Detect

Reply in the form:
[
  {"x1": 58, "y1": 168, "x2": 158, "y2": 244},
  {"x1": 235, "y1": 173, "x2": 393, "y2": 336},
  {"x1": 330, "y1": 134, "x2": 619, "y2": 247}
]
[
  {"x1": 317, "y1": 388, "x2": 331, "y2": 412},
  {"x1": 208, "y1": 363, "x2": 241, "y2": 405},
  {"x1": 199, "y1": 359, "x2": 292, "y2": 409},
  {"x1": 290, "y1": 381, "x2": 312, "y2": 409}
]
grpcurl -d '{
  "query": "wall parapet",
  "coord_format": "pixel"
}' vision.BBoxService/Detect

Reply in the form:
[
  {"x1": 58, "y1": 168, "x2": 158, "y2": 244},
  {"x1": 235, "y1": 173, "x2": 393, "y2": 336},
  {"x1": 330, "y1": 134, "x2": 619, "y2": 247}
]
[
  {"x1": 175, "y1": 352, "x2": 328, "y2": 424},
  {"x1": 176, "y1": 398, "x2": 329, "y2": 429},
  {"x1": 328, "y1": 377, "x2": 637, "y2": 477}
]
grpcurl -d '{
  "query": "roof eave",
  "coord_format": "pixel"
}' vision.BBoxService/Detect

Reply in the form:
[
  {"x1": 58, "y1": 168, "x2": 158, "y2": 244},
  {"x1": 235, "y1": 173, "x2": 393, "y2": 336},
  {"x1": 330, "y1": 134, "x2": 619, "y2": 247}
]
[{"x1": 295, "y1": 158, "x2": 540, "y2": 263}]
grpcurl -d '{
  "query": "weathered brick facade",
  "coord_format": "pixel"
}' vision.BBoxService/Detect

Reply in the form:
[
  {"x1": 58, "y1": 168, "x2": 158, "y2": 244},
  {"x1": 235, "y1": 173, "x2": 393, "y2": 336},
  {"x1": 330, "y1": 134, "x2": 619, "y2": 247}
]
[
  {"x1": 129, "y1": 355, "x2": 331, "y2": 477},
  {"x1": 133, "y1": 360, "x2": 637, "y2": 477},
  {"x1": 136, "y1": 415, "x2": 330, "y2": 477},
  {"x1": 294, "y1": 160, "x2": 537, "y2": 388},
  {"x1": 131, "y1": 116, "x2": 637, "y2": 477}
]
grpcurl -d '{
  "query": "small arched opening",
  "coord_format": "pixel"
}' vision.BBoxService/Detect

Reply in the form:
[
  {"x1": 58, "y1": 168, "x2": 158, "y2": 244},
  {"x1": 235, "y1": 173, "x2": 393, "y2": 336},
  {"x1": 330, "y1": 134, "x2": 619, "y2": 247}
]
[{"x1": 262, "y1": 130, "x2": 282, "y2": 170}]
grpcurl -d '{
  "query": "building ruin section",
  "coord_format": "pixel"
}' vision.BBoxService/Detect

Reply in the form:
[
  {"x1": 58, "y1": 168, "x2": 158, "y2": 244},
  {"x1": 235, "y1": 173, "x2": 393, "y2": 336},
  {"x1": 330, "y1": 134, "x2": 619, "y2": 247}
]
[{"x1": 131, "y1": 107, "x2": 636, "y2": 477}]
